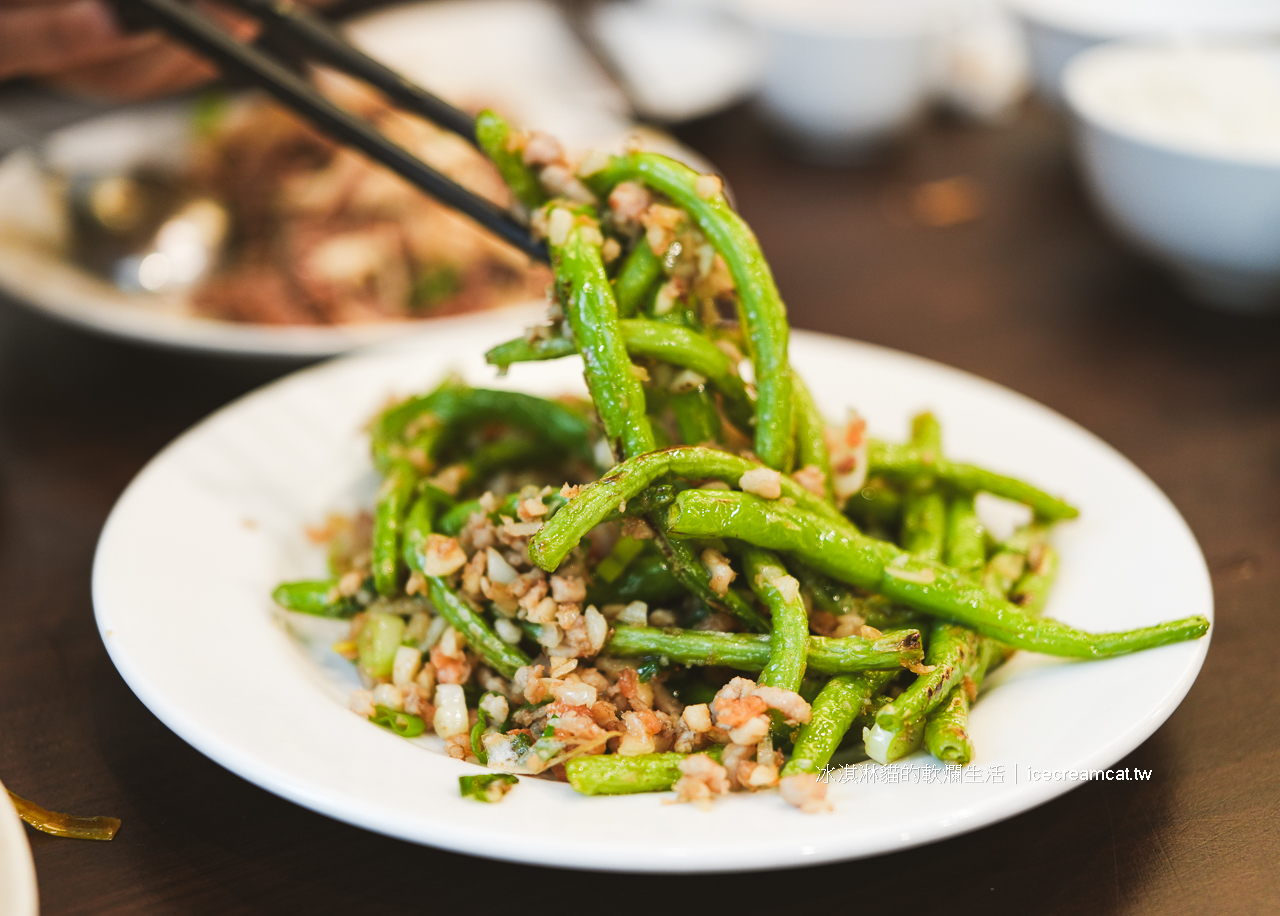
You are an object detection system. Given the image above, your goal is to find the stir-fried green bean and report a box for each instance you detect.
[654,534,769,632]
[529,445,844,571]
[614,237,663,317]
[565,747,723,796]
[604,625,924,674]
[923,638,1005,765]
[549,214,656,460]
[664,489,1209,658]
[486,319,755,432]
[742,547,808,691]
[869,439,1078,522]
[474,109,546,211]
[782,670,897,776]
[585,153,793,470]
[791,372,834,503]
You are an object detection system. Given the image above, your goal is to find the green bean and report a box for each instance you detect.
[372,462,419,596]
[869,440,1078,522]
[655,533,769,632]
[1011,543,1059,616]
[396,495,532,677]
[357,611,405,680]
[271,579,357,618]
[781,670,897,776]
[425,577,530,679]
[669,387,722,446]
[791,371,833,503]
[550,215,655,460]
[372,382,595,471]
[528,445,844,571]
[944,493,987,580]
[485,319,755,432]
[474,109,546,211]
[565,747,723,796]
[923,637,1004,765]
[742,547,808,691]
[663,490,1210,658]
[875,622,980,733]
[585,153,793,470]
[604,625,923,674]
[484,334,578,368]
[401,492,436,573]
[370,383,446,474]
[900,413,945,560]
[614,238,663,317]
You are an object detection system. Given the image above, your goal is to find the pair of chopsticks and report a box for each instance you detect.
[114,0,548,262]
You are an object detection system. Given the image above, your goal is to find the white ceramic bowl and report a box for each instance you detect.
[1063,41,1280,310]
[1011,0,1280,103]
[731,0,934,161]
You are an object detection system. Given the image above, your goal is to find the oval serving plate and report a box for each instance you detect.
[93,311,1211,872]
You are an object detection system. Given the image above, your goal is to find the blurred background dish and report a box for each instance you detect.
[1063,40,1280,311]
[730,0,936,162]
[587,0,763,123]
[1012,0,1280,103]
[0,0,716,358]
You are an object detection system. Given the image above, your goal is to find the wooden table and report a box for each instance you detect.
[1,100,1276,915]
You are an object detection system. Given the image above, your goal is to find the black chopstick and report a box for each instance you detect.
[115,0,548,263]
[223,0,480,147]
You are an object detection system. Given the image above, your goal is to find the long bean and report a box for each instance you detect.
[400,493,531,678]
[475,109,546,211]
[584,153,793,470]
[944,493,987,580]
[550,214,655,460]
[742,547,808,691]
[781,670,896,776]
[654,533,769,632]
[900,413,945,561]
[614,238,663,317]
[604,625,924,674]
[372,382,595,471]
[875,622,980,733]
[791,371,833,503]
[271,578,357,618]
[486,319,755,431]
[869,440,1078,522]
[371,462,419,596]
[923,637,1005,765]
[529,445,844,571]
[565,747,722,796]
[663,490,1209,658]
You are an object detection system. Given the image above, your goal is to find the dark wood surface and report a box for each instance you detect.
[1,101,1277,915]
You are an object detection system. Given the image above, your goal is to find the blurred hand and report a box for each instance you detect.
[0,0,257,101]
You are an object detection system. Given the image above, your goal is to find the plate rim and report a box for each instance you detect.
[0,780,40,916]
[91,324,1214,872]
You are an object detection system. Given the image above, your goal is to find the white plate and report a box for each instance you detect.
[92,314,1212,871]
[0,782,39,916]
